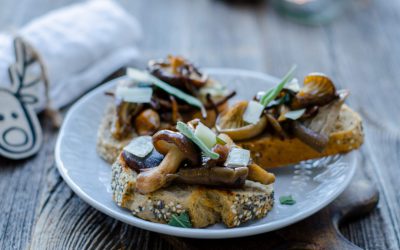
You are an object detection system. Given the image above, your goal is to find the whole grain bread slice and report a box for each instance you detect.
[111,155,274,228]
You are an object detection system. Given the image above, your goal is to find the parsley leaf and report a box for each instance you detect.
[279,195,296,205]
[168,212,192,228]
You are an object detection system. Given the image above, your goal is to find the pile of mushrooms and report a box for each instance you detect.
[216,73,349,152]
[121,122,275,194]
[148,55,208,94]
[110,55,235,139]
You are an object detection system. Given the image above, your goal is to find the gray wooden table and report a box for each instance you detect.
[0,0,399,249]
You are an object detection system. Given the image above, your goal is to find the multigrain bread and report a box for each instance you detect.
[239,104,364,168]
[111,155,274,228]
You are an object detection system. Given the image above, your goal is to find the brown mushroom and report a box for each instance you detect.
[291,73,337,109]
[170,95,182,124]
[264,113,287,139]
[147,56,207,90]
[135,130,200,194]
[293,90,349,152]
[166,166,249,188]
[216,101,268,140]
[203,143,231,168]
[247,163,275,185]
[134,109,161,135]
[303,89,349,136]
[291,121,329,152]
[121,149,164,173]
[111,100,142,140]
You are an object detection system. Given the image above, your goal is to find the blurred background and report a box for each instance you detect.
[0,0,394,119]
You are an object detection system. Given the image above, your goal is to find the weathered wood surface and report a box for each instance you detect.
[163,168,379,250]
[0,0,399,249]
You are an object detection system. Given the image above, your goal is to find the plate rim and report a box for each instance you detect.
[55,68,358,239]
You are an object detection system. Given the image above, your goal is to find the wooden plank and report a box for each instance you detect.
[28,164,171,250]
[323,0,400,248]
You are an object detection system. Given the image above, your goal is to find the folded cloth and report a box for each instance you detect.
[0,0,141,110]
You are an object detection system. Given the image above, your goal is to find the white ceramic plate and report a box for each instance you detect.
[55,68,357,239]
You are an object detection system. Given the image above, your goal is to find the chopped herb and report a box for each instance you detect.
[216,136,227,145]
[168,212,192,228]
[260,65,297,107]
[284,109,306,120]
[176,122,219,159]
[279,195,296,205]
[127,68,207,117]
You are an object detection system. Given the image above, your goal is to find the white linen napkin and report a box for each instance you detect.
[0,0,141,110]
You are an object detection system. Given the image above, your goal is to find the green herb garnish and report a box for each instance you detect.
[127,68,207,117]
[279,195,296,205]
[176,122,219,159]
[260,65,297,107]
[168,212,192,228]
[284,109,306,120]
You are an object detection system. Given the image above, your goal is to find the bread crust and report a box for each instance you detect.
[111,155,274,228]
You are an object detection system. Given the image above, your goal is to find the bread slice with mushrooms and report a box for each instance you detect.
[111,154,274,228]
[238,104,363,168]
[97,102,228,164]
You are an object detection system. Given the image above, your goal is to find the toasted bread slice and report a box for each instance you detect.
[238,105,364,168]
[97,104,135,163]
[111,155,274,228]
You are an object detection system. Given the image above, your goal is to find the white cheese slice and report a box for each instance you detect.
[123,136,154,158]
[194,122,217,149]
[225,147,250,168]
[115,86,153,103]
[243,100,265,124]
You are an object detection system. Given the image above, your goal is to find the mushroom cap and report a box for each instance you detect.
[152,130,200,164]
[147,57,206,89]
[121,149,164,173]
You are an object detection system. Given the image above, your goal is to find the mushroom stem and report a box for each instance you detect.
[136,147,185,194]
[247,163,275,185]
